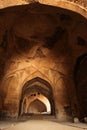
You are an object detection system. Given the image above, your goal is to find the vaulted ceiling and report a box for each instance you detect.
[0,1,87,122]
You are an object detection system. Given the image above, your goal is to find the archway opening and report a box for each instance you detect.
[28,99,47,114]
[74,54,87,119]
[22,92,51,115]
[19,77,55,117]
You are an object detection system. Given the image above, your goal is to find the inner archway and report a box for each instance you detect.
[19,77,55,117]
[27,99,47,114]
[22,92,51,114]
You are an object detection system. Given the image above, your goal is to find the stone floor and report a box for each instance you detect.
[0,115,87,130]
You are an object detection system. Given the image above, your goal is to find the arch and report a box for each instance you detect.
[19,77,55,116]
[74,54,87,119]
[74,53,87,85]
[38,0,87,18]
[1,1,87,18]
[22,77,53,95]
[27,99,47,114]
[21,93,51,114]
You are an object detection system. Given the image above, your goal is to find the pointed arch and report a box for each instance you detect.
[19,77,55,116]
